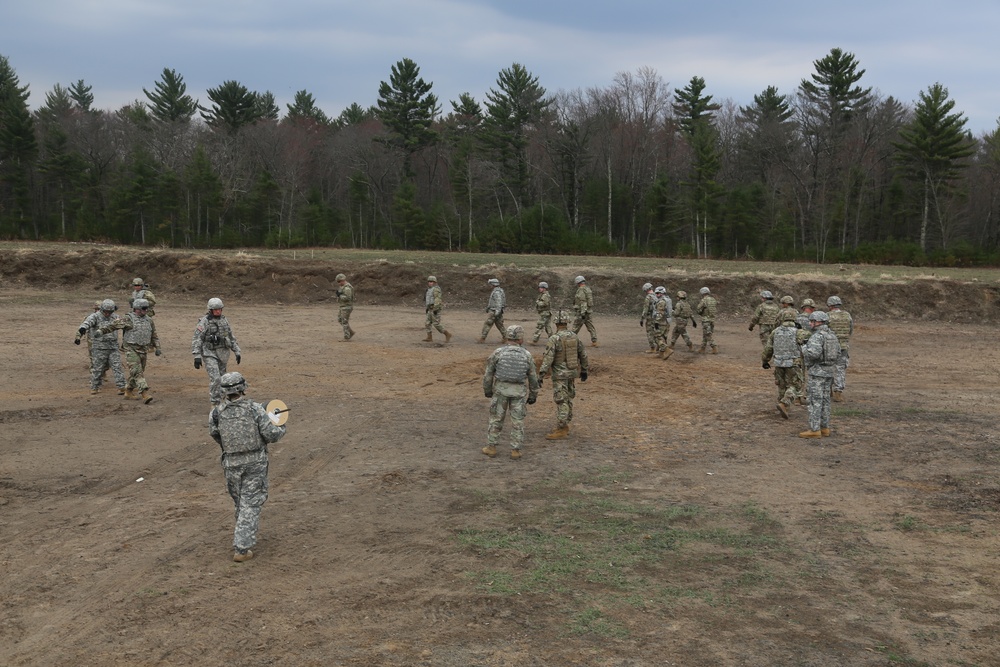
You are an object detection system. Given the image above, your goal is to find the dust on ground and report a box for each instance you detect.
[1,248,998,666]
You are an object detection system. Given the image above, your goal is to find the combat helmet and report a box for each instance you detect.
[131,277,144,287]
[677,290,687,299]
[132,298,150,310]
[801,299,816,308]
[700,287,710,295]
[488,278,500,286]
[760,290,774,299]
[427,275,437,283]
[780,295,794,305]
[554,309,571,325]
[538,281,548,289]
[505,324,524,341]
[574,275,586,284]
[207,297,224,310]
[220,371,247,395]
[101,299,116,312]
[335,273,347,282]
[642,282,653,291]
[827,296,843,307]
[780,310,797,323]
[809,311,830,323]
[654,286,666,295]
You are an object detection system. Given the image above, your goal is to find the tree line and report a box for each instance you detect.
[2,48,999,265]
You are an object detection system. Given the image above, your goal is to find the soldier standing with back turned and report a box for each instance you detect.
[335,273,355,341]
[826,296,854,402]
[531,281,553,345]
[538,310,589,440]
[482,325,539,460]
[696,286,718,354]
[640,282,657,353]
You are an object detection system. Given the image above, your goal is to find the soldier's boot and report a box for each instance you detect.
[660,348,674,361]
[645,347,657,354]
[481,445,497,458]
[510,449,522,460]
[140,389,153,404]
[820,427,831,437]
[117,387,126,395]
[477,337,486,344]
[123,388,138,400]
[699,345,706,354]
[798,430,822,439]
[668,342,675,349]
[233,549,254,563]
[348,328,355,340]
[832,390,843,402]
[90,388,100,395]
[423,332,433,342]
[710,346,718,354]
[687,342,694,352]
[545,425,569,440]
[777,402,789,419]
[444,330,453,344]
[591,341,599,347]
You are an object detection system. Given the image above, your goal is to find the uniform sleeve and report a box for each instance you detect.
[577,338,589,371]
[253,402,287,444]
[538,339,556,376]
[482,352,498,393]
[192,317,206,355]
[208,408,223,445]
[150,319,161,350]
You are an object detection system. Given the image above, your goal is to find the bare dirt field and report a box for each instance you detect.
[1,247,999,666]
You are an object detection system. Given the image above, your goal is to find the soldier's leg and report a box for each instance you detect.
[778,368,796,406]
[108,348,126,389]
[565,379,576,424]
[487,395,509,446]
[681,327,692,346]
[806,376,825,432]
[572,313,584,334]
[205,355,225,404]
[834,350,849,392]
[424,310,434,334]
[532,316,546,343]
[553,380,571,427]
[493,313,506,338]
[544,315,554,337]
[480,313,495,339]
[585,315,597,343]
[645,321,657,349]
[509,395,527,451]
[433,310,446,334]
[338,307,351,339]
[89,349,105,390]
[124,348,141,390]
[227,460,269,553]
[133,350,149,392]
[820,378,834,429]
[759,329,769,347]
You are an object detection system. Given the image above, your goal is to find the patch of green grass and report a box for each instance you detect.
[568,607,629,638]
[893,514,926,532]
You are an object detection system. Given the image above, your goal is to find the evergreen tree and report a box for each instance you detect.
[285,89,330,126]
[672,76,720,135]
[893,82,975,250]
[375,57,440,177]
[255,91,280,121]
[144,68,198,122]
[799,48,872,131]
[201,80,260,131]
[674,76,722,256]
[69,79,94,112]
[335,102,375,128]
[0,55,38,233]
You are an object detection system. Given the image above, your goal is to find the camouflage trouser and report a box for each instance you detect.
[773,366,801,406]
[670,323,691,347]
[425,308,445,334]
[806,375,834,431]
[834,349,850,392]
[573,312,598,343]
[224,458,269,552]
[487,385,528,451]
[700,321,717,350]
[338,305,354,339]
[204,351,230,404]
[91,346,125,390]
[653,323,670,352]
[481,311,506,341]
[551,377,576,427]
[644,320,657,349]
[532,312,553,342]
[123,345,150,392]
[758,327,774,347]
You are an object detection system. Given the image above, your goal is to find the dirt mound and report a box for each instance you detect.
[2,244,998,320]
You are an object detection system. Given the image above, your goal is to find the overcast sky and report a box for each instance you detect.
[3,0,999,134]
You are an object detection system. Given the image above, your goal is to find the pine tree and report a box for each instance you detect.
[201,80,260,131]
[0,55,38,232]
[375,57,440,178]
[285,90,330,126]
[144,68,198,122]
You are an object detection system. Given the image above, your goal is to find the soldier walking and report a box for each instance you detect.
[651,287,673,359]
[192,298,243,405]
[482,325,539,459]
[538,310,588,440]
[639,282,657,353]
[669,290,694,352]
[75,299,126,395]
[335,273,355,341]
[826,296,854,402]
[209,372,287,562]
[423,276,452,343]
[749,290,780,346]
[128,277,157,316]
[696,286,718,354]
[479,278,506,343]
[572,275,598,346]
[762,311,802,419]
[531,281,553,344]
[100,298,161,404]
[799,311,841,439]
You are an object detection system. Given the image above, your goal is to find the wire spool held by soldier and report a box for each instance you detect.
[266,399,290,426]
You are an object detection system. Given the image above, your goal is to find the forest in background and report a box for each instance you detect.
[2,47,1000,266]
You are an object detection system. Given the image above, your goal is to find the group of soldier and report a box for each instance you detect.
[751,291,854,439]
[640,283,719,358]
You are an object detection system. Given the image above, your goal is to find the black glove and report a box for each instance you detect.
[691,319,698,329]
[236,354,241,365]
[155,349,162,357]
[762,361,771,369]
[639,319,644,328]
[74,337,81,345]
[78,327,87,335]
[484,390,493,399]
[580,370,588,382]
[194,358,202,369]
[748,324,755,331]
[527,396,536,405]
[538,377,544,388]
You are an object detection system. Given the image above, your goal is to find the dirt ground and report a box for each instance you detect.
[1,249,999,666]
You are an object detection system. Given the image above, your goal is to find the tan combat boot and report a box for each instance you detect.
[510,449,522,460]
[477,337,486,344]
[832,391,843,402]
[799,430,822,439]
[545,425,569,440]
[777,403,788,419]
[90,388,100,395]
[591,341,599,347]
[661,348,674,361]
[820,427,831,437]
[481,445,497,457]
[423,332,433,342]
[140,389,153,404]
[233,549,254,562]
[699,345,706,354]
[117,387,126,395]
[444,331,452,343]
[711,346,718,354]
[687,342,693,352]
[123,388,137,400]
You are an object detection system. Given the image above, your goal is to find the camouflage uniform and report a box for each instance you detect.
[670,296,693,350]
[531,288,553,343]
[100,306,160,398]
[572,281,598,345]
[128,280,157,317]
[480,284,506,341]
[749,298,780,346]
[651,292,672,356]
[482,339,539,455]
[538,327,588,432]
[424,281,447,336]
[84,301,100,366]
[209,387,286,558]
[336,278,355,340]
[640,287,658,351]
[762,319,802,411]
[77,307,126,392]
[192,311,243,404]
[696,291,718,353]
[802,319,841,435]
[827,302,854,399]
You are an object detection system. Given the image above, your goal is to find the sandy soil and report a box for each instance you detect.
[1,255,999,666]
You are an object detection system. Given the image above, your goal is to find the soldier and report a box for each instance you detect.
[826,296,854,402]
[696,286,718,354]
[796,299,817,330]
[538,310,589,440]
[335,273,355,341]
[127,277,157,316]
[639,282,657,353]
[81,300,101,368]
[75,299,126,395]
[572,275,598,347]
[478,278,506,343]
[749,290,780,346]
[762,310,802,419]
[778,295,797,323]
[531,281,553,345]
[669,290,694,352]
[799,311,841,439]
[100,297,161,404]
[208,372,287,563]
[651,287,673,359]
[482,325,539,459]
[794,299,818,405]
[192,298,243,405]
[423,276,452,343]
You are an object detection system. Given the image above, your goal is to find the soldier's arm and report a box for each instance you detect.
[578,339,589,371]
[482,355,497,395]
[208,408,223,446]
[150,320,161,351]
[252,403,287,444]
[192,318,206,355]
